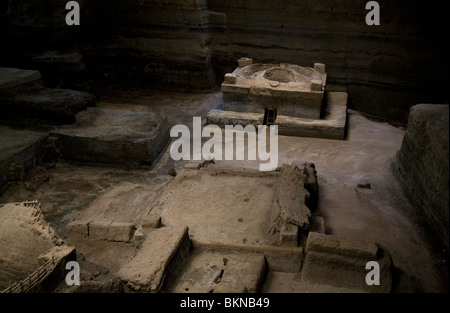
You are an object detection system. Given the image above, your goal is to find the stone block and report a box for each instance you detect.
[118,225,192,292]
[66,220,89,240]
[224,73,236,84]
[89,221,135,242]
[339,236,379,258]
[314,63,326,74]
[311,79,323,92]
[142,213,162,230]
[278,223,299,246]
[305,232,339,254]
[238,57,253,67]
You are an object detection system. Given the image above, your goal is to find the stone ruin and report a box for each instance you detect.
[0,63,394,294]
[222,58,327,120]
[207,58,348,140]
[63,161,392,293]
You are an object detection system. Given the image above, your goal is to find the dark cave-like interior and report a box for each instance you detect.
[0,0,448,300]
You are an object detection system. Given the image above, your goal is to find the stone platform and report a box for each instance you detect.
[222,61,327,119]
[0,67,96,125]
[207,92,348,140]
[0,126,49,189]
[51,107,169,166]
[62,160,393,293]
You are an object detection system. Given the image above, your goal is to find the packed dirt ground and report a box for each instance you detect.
[0,87,448,292]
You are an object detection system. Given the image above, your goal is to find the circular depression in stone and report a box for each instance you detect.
[242,64,273,78]
[289,64,314,77]
[263,67,296,83]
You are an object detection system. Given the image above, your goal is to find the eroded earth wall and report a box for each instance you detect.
[1,0,448,123]
[396,104,449,250]
[207,0,449,124]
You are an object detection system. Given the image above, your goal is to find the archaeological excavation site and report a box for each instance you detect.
[0,0,448,299]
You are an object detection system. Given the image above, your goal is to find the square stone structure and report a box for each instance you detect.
[222,59,327,119]
[51,108,169,166]
[146,162,318,272]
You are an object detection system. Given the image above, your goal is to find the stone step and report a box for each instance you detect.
[301,232,392,293]
[206,92,348,140]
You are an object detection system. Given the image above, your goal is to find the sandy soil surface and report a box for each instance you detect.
[0,88,447,292]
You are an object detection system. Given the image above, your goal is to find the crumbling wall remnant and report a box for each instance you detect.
[396,104,449,250]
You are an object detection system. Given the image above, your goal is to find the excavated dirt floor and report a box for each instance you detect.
[0,87,448,292]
